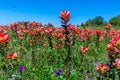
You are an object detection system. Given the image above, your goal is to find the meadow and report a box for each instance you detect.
[0,10,120,80]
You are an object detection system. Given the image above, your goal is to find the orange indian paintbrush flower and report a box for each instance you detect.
[113,58,120,69]
[97,64,108,75]
[60,10,70,23]
[0,32,10,43]
[80,46,89,53]
[6,52,20,59]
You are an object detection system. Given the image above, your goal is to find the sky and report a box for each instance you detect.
[0,0,120,27]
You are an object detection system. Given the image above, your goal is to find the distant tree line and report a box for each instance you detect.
[79,15,120,27]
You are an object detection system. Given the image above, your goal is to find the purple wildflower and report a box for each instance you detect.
[19,66,24,73]
[54,68,61,76]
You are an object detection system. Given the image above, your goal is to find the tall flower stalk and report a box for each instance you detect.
[60,10,71,62]
[60,10,71,78]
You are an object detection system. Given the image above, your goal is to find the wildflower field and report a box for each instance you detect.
[1,10,120,80]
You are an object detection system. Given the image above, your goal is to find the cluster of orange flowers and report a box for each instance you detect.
[0,29,10,43]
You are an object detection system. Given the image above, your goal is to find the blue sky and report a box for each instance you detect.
[0,0,120,27]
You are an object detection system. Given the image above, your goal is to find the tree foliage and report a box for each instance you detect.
[79,15,120,27]
[85,16,104,26]
[109,15,120,26]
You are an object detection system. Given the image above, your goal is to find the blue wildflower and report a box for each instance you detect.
[19,66,24,73]
[54,68,61,76]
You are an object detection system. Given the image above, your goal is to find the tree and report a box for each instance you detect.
[93,16,104,25]
[85,16,104,26]
[109,15,120,26]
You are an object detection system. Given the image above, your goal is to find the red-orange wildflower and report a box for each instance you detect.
[113,57,120,69]
[97,64,108,75]
[54,43,62,48]
[0,32,10,43]
[80,46,89,53]
[7,52,20,59]
[60,10,70,23]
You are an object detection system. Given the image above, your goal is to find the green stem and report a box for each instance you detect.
[118,71,120,79]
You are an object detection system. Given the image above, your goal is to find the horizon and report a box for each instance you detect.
[0,0,120,27]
